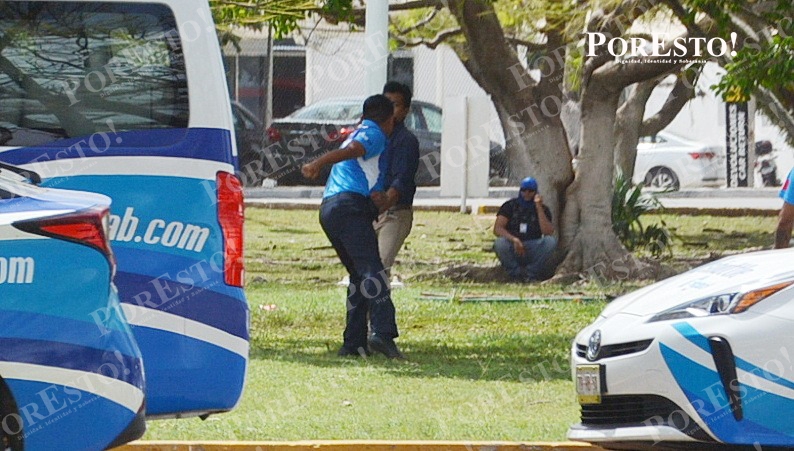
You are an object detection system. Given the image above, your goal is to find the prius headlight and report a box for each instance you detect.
[649,281,794,322]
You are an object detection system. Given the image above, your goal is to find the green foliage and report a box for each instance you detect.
[678,0,794,101]
[388,7,464,51]
[209,0,354,42]
[717,34,794,101]
[612,173,672,257]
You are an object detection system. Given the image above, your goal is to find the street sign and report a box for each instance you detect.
[725,102,753,187]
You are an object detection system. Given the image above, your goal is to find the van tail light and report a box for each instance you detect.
[689,151,716,160]
[13,207,116,274]
[267,126,282,142]
[217,172,245,287]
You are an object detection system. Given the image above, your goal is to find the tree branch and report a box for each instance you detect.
[391,28,462,49]
[640,65,701,136]
[591,0,662,37]
[322,0,445,27]
[505,37,546,53]
[592,17,714,90]
[393,8,439,35]
[387,0,445,12]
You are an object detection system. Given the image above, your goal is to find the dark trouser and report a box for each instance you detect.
[320,193,398,350]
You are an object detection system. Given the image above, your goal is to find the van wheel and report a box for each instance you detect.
[645,167,679,191]
[0,379,23,451]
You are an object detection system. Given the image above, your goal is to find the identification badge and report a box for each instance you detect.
[519,223,528,234]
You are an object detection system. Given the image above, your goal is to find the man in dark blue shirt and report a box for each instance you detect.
[375,82,420,282]
[493,176,556,282]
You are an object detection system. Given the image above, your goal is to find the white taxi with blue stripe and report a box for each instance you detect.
[0,164,145,450]
[569,249,794,449]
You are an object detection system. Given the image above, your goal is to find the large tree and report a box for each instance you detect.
[557,3,718,278]
[390,0,722,278]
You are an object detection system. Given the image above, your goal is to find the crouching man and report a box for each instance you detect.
[493,176,557,282]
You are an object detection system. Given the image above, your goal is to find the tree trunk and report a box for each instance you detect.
[446,0,573,227]
[556,83,646,280]
[614,80,657,179]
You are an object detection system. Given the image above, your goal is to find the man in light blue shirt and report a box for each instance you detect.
[301,94,404,359]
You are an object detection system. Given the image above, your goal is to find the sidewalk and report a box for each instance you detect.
[245,186,784,216]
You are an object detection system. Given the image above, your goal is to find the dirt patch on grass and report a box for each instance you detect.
[410,263,513,283]
[408,256,713,284]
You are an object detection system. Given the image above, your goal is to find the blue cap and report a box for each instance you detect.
[520,176,538,192]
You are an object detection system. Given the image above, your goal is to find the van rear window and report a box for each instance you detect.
[0,2,189,147]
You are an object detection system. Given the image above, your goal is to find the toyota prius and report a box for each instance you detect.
[569,249,794,450]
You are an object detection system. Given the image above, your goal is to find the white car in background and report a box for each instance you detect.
[569,248,794,450]
[634,132,726,190]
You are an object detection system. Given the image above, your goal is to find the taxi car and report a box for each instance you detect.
[0,163,144,450]
[569,248,794,449]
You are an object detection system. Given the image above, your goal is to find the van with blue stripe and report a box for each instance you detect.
[0,0,248,420]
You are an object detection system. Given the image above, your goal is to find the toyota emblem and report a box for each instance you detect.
[587,330,601,361]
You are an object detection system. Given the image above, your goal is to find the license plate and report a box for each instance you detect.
[576,364,603,404]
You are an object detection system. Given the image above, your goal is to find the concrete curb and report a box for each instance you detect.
[244,200,778,217]
[116,441,605,450]
[244,201,472,213]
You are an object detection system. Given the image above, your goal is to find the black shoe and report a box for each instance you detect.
[368,334,405,359]
[337,346,369,357]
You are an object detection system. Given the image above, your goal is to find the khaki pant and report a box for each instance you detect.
[374,208,413,276]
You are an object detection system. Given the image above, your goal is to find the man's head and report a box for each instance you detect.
[519,176,538,201]
[383,81,412,125]
[362,94,395,135]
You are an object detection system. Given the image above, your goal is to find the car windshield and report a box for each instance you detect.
[290,100,362,121]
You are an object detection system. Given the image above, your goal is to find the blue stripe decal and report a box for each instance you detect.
[660,343,794,445]
[0,337,142,387]
[133,326,246,415]
[734,357,794,391]
[7,379,138,451]
[0,309,138,357]
[114,246,242,299]
[116,271,249,341]
[0,196,89,214]
[672,322,711,352]
[0,128,233,165]
[673,322,794,391]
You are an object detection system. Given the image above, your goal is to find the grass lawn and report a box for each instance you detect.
[143,208,778,441]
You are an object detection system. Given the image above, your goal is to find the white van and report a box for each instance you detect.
[0,0,249,432]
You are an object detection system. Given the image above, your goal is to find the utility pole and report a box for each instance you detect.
[365,0,389,95]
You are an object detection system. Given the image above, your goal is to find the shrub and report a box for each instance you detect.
[612,172,672,257]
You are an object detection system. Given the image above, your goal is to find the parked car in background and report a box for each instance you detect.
[0,163,145,450]
[634,131,726,190]
[260,97,508,186]
[569,248,794,449]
